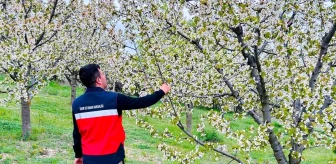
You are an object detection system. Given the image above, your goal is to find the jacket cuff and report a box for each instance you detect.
[73,145,83,158]
[75,153,83,158]
[158,89,165,96]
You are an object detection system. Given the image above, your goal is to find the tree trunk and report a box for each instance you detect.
[21,97,31,139]
[288,138,304,164]
[262,99,288,164]
[70,74,77,105]
[269,130,288,164]
[186,102,193,133]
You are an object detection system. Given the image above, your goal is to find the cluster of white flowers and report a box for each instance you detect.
[115,0,336,162]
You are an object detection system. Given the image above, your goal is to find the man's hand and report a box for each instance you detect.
[160,83,171,94]
[74,158,83,164]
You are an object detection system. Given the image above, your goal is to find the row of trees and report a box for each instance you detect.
[1,1,336,163]
[0,0,122,137]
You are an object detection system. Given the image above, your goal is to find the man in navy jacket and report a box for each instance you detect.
[72,64,171,164]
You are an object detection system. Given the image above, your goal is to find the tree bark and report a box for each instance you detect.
[70,73,77,105]
[21,97,31,139]
[288,138,304,164]
[309,23,336,91]
[231,25,288,163]
[186,102,193,133]
[269,131,288,164]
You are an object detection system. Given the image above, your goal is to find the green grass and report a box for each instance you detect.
[0,81,335,163]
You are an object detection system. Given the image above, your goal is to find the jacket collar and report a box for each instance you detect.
[85,87,105,93]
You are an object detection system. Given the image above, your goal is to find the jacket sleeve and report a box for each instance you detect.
[72,113,83,158]
[117,89,165,110]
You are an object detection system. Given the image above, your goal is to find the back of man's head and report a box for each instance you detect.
[79,64,100,88]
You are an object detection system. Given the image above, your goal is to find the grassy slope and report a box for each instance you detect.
[0,81,334,163]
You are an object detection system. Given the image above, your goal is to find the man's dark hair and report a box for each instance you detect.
[79,64,101,87]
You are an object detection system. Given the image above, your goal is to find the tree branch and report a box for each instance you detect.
[261,49,277,55]
[257,41,268,56]
[260,15,271,24]
[317,1,324,29]
[247,110,262,124]
[318,95,333,115]
[287,11,296,28]
[124,44,136,50]
[48,0,58,24]
[21,0,32,19]
[166,20,204,51]
[64,73,71,84]
[215,68,244,105]
[1,66,17,81]
[32,31,57,51]
[34,31,46,47]
[215,40,237,52]
[309,23,336,91]
[34,0,58,47]
[26,81,38,90]
[328,122,335,132]
[178,124,243,163]
[33,1,71,52]
[176,93,232,98]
